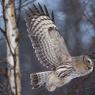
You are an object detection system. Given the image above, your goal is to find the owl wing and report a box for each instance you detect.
[25,3,72,70]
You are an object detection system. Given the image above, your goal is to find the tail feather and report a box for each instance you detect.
[30,71,52,89]
[31,73,40,88]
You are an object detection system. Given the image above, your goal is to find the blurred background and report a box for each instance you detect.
[0,0,95,95]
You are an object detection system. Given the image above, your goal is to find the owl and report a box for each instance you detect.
[24,3,93,91]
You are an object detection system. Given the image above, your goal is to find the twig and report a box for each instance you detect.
[0,27,14,56]
[0,27,5,33]
[81,0,95,26]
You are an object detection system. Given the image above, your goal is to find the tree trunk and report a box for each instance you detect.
[2,0,21,95]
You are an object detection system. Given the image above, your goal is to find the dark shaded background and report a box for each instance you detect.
[0,0,95,95]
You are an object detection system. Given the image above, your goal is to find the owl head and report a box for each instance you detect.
[72,55,93,77]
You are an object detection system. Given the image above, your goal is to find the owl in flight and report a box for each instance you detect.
[25,3,93,91]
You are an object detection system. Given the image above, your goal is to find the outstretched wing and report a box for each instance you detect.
[25,3,72,70]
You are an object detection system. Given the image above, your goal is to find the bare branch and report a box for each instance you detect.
[0,27,14,56]
[0,27,5,33]
[81,0,95,26]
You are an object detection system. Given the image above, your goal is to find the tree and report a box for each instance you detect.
[2,0,21,95]
[0,0,95,95]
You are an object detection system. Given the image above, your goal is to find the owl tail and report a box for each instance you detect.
[30,71,52,89]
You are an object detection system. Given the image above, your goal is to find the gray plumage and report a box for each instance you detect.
[25,3,93,91]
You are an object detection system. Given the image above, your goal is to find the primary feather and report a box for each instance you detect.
[25,3,72,70]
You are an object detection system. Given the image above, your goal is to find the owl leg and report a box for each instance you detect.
[30,71,52,89]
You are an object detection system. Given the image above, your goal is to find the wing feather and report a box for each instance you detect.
[25,3,72,70]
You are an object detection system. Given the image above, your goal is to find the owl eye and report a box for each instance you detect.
[86,59,91,63]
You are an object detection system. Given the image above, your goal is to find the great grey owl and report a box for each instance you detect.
[24,3,93,91]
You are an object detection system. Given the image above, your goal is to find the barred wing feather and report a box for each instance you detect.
[25,3,72,70]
